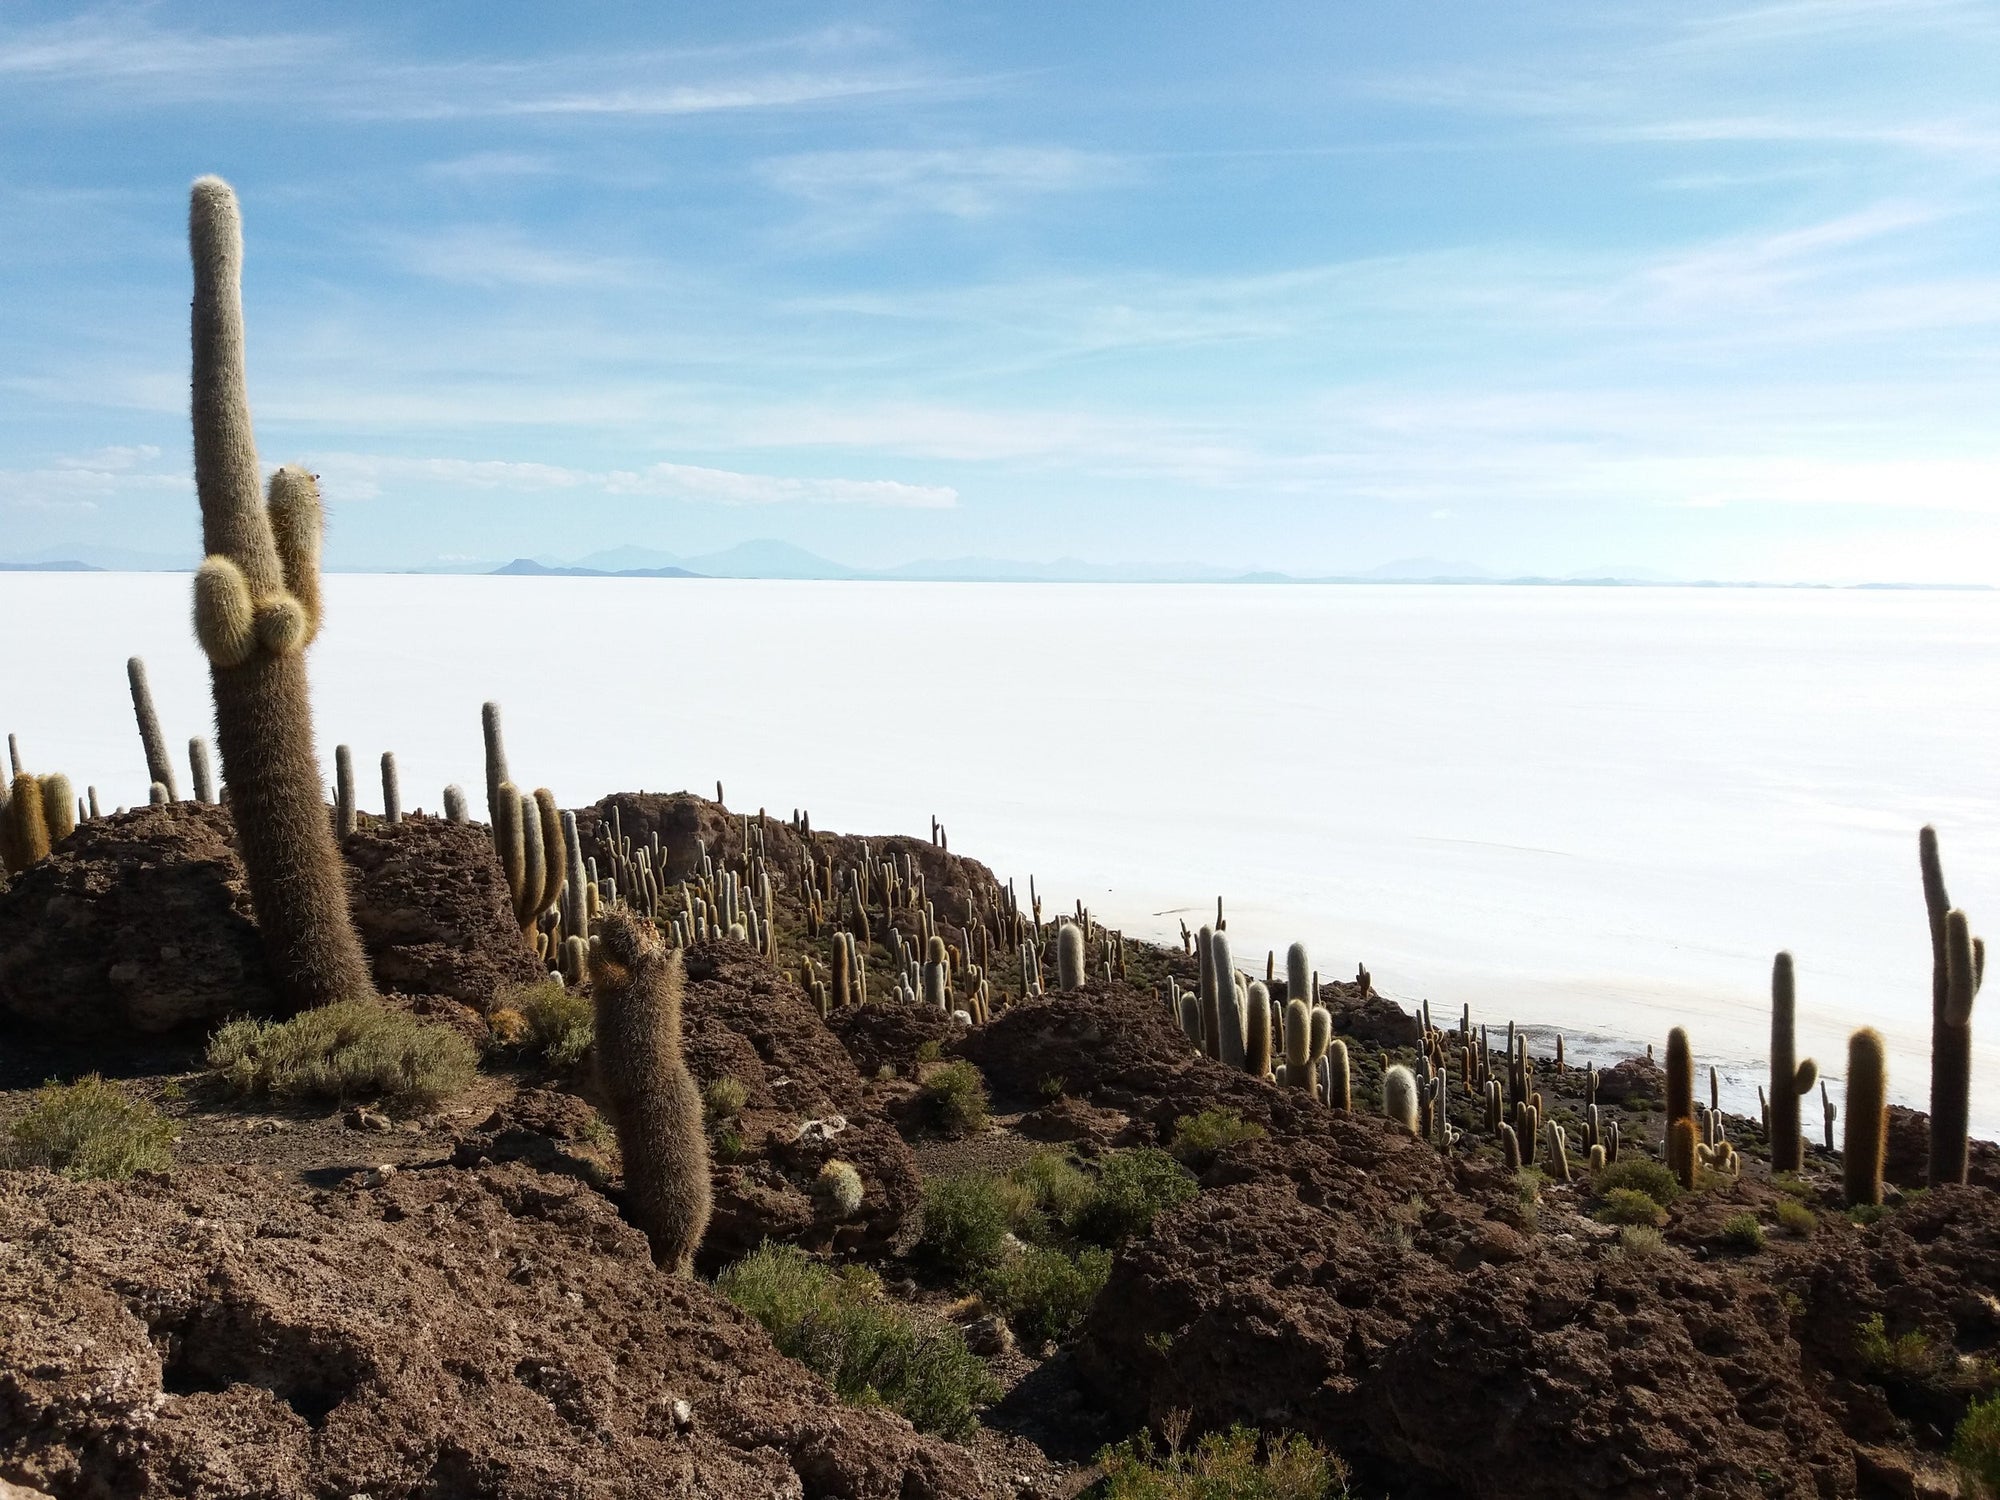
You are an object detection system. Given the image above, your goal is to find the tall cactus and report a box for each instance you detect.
[189,737,216,803]
[2,772,48,873]
[482,701,509,826]
[1286,942,1310,1008]
[126,656,178,802]
[1245,980,1272,1077]
[1211,931,1245,1069]
[1843,1027,1888,1207]
[186,177,374,1013]
[1768,952,1817,1172]
[1196,924,1220,1060]
[1326,1038,1351,1110]
[41,774,75,844]
[1666,1026,1696,1188]
[334,744,356,837]
[1283,998,1311,1088]
[380,752,401,825]
[1933,908,1986,1185]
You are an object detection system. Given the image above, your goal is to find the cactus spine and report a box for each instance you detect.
[1768,951,1816,1172]
[588,911,710,1275]
[1056,921,1085,989]
[186,177,374,1013]
[126,656,178,802]
[1843,1027,1888,1207]
[1666,1026,1696,1188]
[1383,1063,1419,1132]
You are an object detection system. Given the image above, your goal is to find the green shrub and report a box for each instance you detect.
[495,978,593,1067]
[1718,1213,1765,1252]
[1857,1313,1940,1379]
[1848,1202,1888,1226]
[1775,1199,1818,1237]
[1596,1188,1668,1227]
[1772,1172,1813,1199]
[1072,1148,1199,1246]
[984,1245,1111,1346]
[1593,1157,1682,1209]
[703,1075,748,1123]
[1095,1424,1351,1499]
[6,1076,174,1180]
[1038,1074,1066,1100]
[1170,1107,1266,1164]
[1952,1392,2000,1492]
[207,1000,477,1110]
[919,1171,1034,1276]
[1618,1225,1667,1259]
[920,1060,989,1138]
[1011,1149,1095,1229]
[717,1243,997,1439]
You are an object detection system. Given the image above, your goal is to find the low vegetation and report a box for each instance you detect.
[1775,1198,1818,1237]
[919,1170,1036,1275]
[1011,1148,1096,1227]
[984,1244,1112,1346]
[919,1060,990,1138]
[1596,1188,1667,1228]
[717,1242,996,1439]
[6,1075,174,1180]
[1719,1213,1766,1252]
[702,1075,748,1123]
[1618,1225,1668,1259]
[207,999,478,1111]
[1093,1422,1351,1499]
[1170,1107,1266,1165]
[1070,1148,1199,1246]
[1952,1392,2000,1493]
[1593,1157,1682,1209]
[494,978,593,1068]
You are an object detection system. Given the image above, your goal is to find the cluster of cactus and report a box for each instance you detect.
[185,177,376,1013]
[1922,827,1986,1187]
[0,752,77,874]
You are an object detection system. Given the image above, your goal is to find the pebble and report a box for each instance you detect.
[345,1107,392,1133]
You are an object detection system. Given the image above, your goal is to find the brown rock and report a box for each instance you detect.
[0,1162,987,1499]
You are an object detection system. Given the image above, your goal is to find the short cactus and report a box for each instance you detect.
[816,1159,865,1219]
[1286,942,1310,1010]
[1211,931,1245,1069]
[1056,921,1085,990]
[1842,1027,1888,1207]
[380,752,401,825]
[442,784,468,823]
[1383,1064,1419,1133]
[1932,906,1985,1185]
[1245,980,1272,1077]
[1325,1038,1351,1111]
[3,772,50,873]
[40,774,75,844]
[189,738,216,803]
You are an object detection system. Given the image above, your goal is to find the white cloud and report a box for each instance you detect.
[759,147,1120,229]
[304,453,956,509]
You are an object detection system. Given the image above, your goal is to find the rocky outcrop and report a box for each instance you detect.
[0,1161,988,1500]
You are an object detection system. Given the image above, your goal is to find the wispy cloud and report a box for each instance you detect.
[758,147,1120,235]
[0,9,947,121]
[0,444,184,510]
[306,453,956,509]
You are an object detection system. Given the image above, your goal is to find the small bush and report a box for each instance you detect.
[1593,1157,1681,1209]
[1952,1392,2000,1492]
[207,1000,477,1111]
[495,979,593,1067]
[1096,1424,1351,1499]
[1718,1213,1765,1252]
[1772,1172,1813,1199]
[1857,1313,1940,1379]
[1596,1188,1668,1228]
[1775,1199,1818,1237]
[1011,1150,1095,1229]
[1618,1225,1667,1259]
[1170,1107,1266,1164]
[920,1060,989,1138]
[703,1076,748,1123]
[7,1076,174,1180]
[1038,1074,1066,1100]
[1072,1148,1199,1247]
[717,1243,997,1439]
[915,1040,942,1064]
[714,1127,744,1161]
[920,1171,1034,1276]
[1848,1202,1888,1226]
[984,1245,1111,1346]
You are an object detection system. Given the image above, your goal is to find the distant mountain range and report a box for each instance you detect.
[1,539,1990,589]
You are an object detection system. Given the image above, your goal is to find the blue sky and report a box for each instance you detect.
[3,2,1999,580]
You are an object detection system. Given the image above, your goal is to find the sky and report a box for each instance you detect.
[2,2,1999,581]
